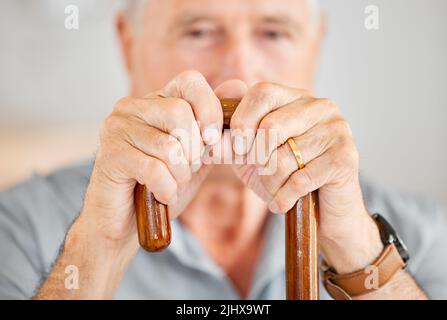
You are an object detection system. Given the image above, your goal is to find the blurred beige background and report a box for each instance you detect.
[1,0,446,205]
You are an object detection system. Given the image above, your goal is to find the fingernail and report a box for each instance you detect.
[233,135,247,155]
[203,124,220,145]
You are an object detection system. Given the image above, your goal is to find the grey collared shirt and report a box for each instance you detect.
[0,160,446,299]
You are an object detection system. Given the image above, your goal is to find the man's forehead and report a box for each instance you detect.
[143,0,315,22]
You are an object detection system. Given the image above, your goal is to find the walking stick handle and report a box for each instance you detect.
[134,99,240,252]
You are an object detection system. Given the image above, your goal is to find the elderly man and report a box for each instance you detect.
[0,0,446,300]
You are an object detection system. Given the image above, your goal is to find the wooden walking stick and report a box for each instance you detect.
[285,188,319,299]
[134,98,320,299]
[285,137,320,300]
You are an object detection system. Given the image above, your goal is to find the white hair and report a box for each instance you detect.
[124,0,320,27]
[123,0,148,25]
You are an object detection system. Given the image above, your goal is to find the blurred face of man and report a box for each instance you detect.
[118,0,324,96]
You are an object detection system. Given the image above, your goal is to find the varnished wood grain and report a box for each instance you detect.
[285,191,319,300]
[221,98,240,129]
[134,183,171,252]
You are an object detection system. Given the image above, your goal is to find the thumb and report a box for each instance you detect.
[213,79,248,100]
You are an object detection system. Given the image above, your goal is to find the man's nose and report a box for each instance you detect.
[216,37,262,86]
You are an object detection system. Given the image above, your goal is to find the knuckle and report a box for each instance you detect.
[100,115,124,138]
[339,135,356,153]
[249,82,278,102]
[114,96,135,112]
[314,98,339,114]
[163,193,175,204]
[332,141,359,168]
[178,69,205,83]
[276,199,290,213]
[259,116,278,132]
[332,118,353,137]
[157,187,177,204]
[174,70,206,94]
[167,98,192,119]
[344,146,359,167]
[253,81,277,94]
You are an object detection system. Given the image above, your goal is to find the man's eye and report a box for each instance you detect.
[185,29,213,38]
[261,30,288,40]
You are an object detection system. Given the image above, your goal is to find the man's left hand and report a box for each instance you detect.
[229,82,383,274]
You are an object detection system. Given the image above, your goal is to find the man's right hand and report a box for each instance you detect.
[83,70,223,245]
[35,70,224,299]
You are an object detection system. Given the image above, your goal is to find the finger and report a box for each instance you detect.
[191,79,249,166]
[117,117,192,184]
[267,153,334,214]
[248,98,340,167]
[260,122,339,197]
[230,82,308,155]
[120,145,178,205]
[115,97,204,171]
[160,70,223,146]
[214,79,249,100]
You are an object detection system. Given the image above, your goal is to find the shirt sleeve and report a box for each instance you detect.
[0,163,92,299]
[0,173,77,299]
[0,199,45,299]
[409,204,447,299]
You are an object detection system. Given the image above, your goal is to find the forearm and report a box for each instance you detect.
[34,213,138,300]
[355,270,427,300]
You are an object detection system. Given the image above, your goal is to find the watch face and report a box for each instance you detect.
[373,213,410,265]
[394,233,410,264]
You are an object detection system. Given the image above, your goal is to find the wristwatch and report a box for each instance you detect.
[322,213,410,300]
